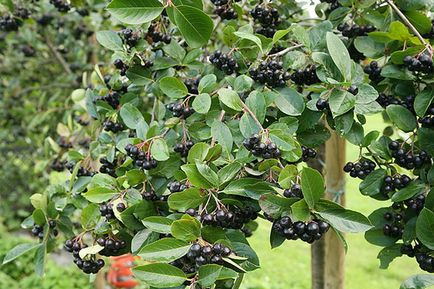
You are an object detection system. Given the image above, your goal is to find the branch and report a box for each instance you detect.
[269,44,304,57]
[45,36,73,75]
[385,0,432,50]
[242,103,263,130]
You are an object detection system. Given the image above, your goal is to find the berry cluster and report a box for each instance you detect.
[250,6,280,37]
[142,189,161,201]
[343,159,376,179]
[100,203,116,220]
[113,59,128,76]
[125,144,158,170]
[0,14,19,32]
[97,91,121,109]
[316,98,330,111]
[171,242,231,273]
[209,51,239,75]
[66,162,95,177]
[337,23,375,38]
[376,94,414,111]
[418,105,434,128]
[301,145,317,162]
[174,140,194,157]
[273,217,330,243]
[381,174,411,196]
[14,7,31,19]
[37,14,54,26]
[382,211,404,238]
[213,1,237,20]
[283,184,302,198]
[64,239,105,274]
[404,194,426,213]
[49,0,71,12]
[322,0,341,11]
[167,103,194,118]
[403,54,433,74]
[389,141,431,170]
[249,60,290,88]
[146,22,171,44]
[50,159,66,172]
[290,65,320,86]
[196,206,258,230]
[243,134,281,159]
[99,157,117,177]
[103,120,124,133]
[415,251,434,273]
[184,78,200,94]
[96,236,127,256]
[168,181,188,193]
[31,225,44,240]
[364,61,383,83]
[120,28,140,47]
[58,137,72,149]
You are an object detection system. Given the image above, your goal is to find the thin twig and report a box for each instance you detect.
[45,36,73,75]
[242,103,263,130]
[268,44,304,57]
[385,0,432,51]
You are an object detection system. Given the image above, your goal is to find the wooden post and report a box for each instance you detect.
[311,131,346,289]
[94,269,106,289]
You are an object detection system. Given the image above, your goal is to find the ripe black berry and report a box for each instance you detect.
[209,51,239,75]
[250,60,290,88]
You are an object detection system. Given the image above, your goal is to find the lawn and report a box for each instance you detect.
[241,115,425,289]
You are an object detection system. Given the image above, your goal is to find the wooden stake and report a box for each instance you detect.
[311,131,346,289]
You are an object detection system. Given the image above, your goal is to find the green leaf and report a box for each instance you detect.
[329,90,356,117]
[138,238,190,262]
[224,178,274,200]
[83,187,118,203]
[278,165,298,189]
[195,161,220,187]
[414,88,434,117]
[107,0,164,24]
[218,163,242,186]
[316,200,373,233]
[151,138,170,161]
[168,188,205,211]
[377,244,402,269]
[300,167,324,209]
[386,105,417,132]
[81,203,100,229]
[211,121,233,153]
[171,218,201,241]
[181,164,214,189]
[198,264,223,287]
[198,75,217,93]
[142,216,174,234]
[120,103,145,129]
[173,5,213,48]
[419,128,434,156]
[79,244,104,259]
[2,243,39,265]
[95,30,123,51]
[159,76,188,99]
[218,88,243,111]
[234,31,263,52]
[400,274,434,289]
[134,263,187,288]
[416,208,434,250]
[259,193,296,219]
[192,93,212,114]
[291,199,310,221]
[34,244,46,277]
[391,181,426,202]
[274,88,305,116]
[326,32,351,81]
[187,143,210,163]
[359,169,387,196]
[131,229,159,254]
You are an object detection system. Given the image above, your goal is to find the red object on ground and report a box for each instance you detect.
[107,254,139,288]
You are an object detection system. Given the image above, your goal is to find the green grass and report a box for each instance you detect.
[241,115,425,289]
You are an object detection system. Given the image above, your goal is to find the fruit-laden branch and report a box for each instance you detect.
[385,0,432,50]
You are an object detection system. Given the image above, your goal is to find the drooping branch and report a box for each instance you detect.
[268,44,304,57]
[385,0,432,50]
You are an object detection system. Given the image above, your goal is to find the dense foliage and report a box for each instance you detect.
[1,0,434,288]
